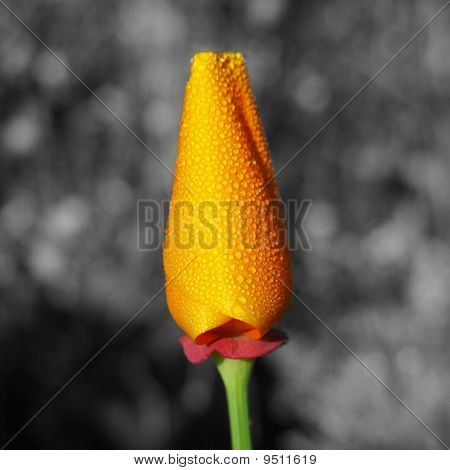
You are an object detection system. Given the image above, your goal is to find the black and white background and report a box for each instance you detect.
[0,0,449,450]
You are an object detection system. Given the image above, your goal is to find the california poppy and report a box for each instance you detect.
[163,51,292,345]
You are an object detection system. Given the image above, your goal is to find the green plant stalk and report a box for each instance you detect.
[214,354,254,450]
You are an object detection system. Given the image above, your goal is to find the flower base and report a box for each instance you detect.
[179,329,288,364]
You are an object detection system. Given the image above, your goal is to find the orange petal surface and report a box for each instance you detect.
[163,51,292,344]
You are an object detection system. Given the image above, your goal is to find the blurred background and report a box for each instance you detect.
[0,0,449,450]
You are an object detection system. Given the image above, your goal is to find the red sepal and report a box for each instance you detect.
[179,329,288,364]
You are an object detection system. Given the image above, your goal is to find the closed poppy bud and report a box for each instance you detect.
[164,51,292,345]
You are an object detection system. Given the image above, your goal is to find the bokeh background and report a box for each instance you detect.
[0,0,449,450]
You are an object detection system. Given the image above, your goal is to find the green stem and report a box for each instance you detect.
[214,354,254,450]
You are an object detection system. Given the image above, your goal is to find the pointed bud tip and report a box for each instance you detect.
[190,51,245,73]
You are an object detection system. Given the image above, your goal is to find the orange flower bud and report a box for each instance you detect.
[163,52,292,344]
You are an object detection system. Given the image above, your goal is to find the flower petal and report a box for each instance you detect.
[163,52,292,342]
